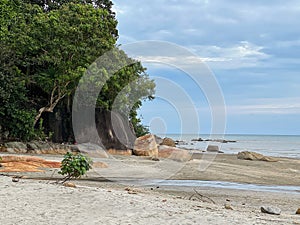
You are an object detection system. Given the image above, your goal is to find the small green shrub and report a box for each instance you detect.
[58,152,92,183]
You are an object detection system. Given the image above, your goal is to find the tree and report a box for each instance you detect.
[0,0,155,141]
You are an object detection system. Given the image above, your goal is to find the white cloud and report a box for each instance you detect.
[227,98,300,115]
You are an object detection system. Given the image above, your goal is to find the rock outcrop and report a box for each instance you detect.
[237,151,278,162]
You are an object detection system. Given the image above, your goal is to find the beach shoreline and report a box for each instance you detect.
[1,152,300,224]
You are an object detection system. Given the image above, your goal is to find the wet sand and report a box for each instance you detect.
[1,152,300,224]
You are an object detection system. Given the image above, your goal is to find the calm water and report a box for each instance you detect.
[160,134,300,158]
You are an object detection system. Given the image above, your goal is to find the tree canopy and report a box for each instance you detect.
[0,0,155,141]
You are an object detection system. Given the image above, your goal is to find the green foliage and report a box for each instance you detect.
[58,152,92,182]
[0,0,155,142]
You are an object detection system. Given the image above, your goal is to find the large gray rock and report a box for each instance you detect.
[206,145,219,152]
[261,206,281,215]
[237,151,278,162]
[133,134,158,157]
[72,143,108,158]
[4,142,27,153]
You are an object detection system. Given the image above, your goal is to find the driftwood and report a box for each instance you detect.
[187,189,215,204]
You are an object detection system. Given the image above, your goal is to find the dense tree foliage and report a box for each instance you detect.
[0,0,155,141]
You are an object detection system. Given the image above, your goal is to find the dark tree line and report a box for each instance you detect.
[0,0,155,145]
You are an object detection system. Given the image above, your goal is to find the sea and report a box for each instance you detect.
[160,134,300,159]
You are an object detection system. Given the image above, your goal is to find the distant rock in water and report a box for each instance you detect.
[191,138,204,142]
[191,138,236,143]
[261,206,281,215]
[237,151,278,162]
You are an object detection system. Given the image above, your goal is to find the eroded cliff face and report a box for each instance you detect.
[43,105,136,150]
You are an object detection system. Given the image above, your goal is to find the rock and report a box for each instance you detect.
[27,141,69,155]
[63,182,76,188]
[237,151,278,162]
[296,208,300,214]
[224,203,233,210]
[261,206,281,215]
[4,142,28,153]
[154,135,163,145]
[107,149,132,156]
[133,134,158,157]
[158,145,191,162]
[92,162,108,168]
[161,137,176,147]
[206,145,219,152]
[73,143,108,158]
[174,140,188,145]
[191,138,203,142]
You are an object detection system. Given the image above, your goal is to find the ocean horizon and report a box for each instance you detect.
[158,134,300,158]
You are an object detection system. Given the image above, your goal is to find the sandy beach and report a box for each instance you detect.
[1,152,300,225]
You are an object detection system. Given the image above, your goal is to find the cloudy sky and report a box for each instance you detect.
[112,0,300,135]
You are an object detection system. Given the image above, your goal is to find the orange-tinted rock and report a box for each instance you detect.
[161,138,176,147]
[133,134,158,157]
[158,145,191,162]
[296,208,300,214]
[107,149,132,156]
[0,156,60,172]
[92,162,108,168]
[237,151,278,162]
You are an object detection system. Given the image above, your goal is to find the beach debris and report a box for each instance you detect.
[237,151,278,162]
[125,187,139,194]
[158,146,191,162]
[161,138,176,147]
[188,189,215,204]
[63,182,76,188]
[261,206,281,215]
[224,203,233,210]
[12,178,19,182]
[151,157,160,161]
[296,208,300,214]
[133,134,158,157]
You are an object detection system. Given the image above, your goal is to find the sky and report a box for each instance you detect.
[112,0,300,135]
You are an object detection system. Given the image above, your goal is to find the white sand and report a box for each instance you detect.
[1,176,299,225]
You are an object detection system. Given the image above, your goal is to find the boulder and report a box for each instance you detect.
[158,145,191,162]
[206,145,219,152]
[261,206,281,215]
[72,143,108,158]
[237,151,278,162]
[133,134,158,157]
[161,137,176,147]
[4,142,28,153]
[296,208,300,214]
